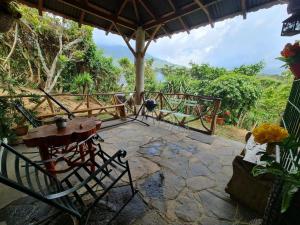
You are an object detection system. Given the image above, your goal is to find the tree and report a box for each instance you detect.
[161,65,199,94]
[205,73,261,125]
[233,61,265,76]
[118,57,159,92]
[73,72,93,94]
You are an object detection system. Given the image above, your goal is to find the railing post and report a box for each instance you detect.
[46,96,54,114]
[159,92,163,110]
[210,99,221,135]
[87,94,92,117]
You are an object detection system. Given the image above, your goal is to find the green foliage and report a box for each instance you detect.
[161,66,199,94]
[0,99,16,142]
[118,57,159,92]
[242,73,292,129]
[252,137,300,213]
[204,73,261,121]
[72,72,93,94]
[233,61,265,76]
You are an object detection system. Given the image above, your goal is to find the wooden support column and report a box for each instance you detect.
[135,27,145,105]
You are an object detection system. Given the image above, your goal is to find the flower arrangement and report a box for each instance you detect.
[278,42,300,79]
[253,123,289,145]
[252,123,300,214]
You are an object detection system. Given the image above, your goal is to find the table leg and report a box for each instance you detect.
[87,140,95,172]
[39,144,56,176]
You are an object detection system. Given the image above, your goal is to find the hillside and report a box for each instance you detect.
[97,44,176,69]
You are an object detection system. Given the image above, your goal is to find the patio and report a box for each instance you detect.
[0,118,259,225]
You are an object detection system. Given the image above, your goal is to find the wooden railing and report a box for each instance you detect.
[0,91,221,134]
[0,92,136,122]
[143,92,222,135]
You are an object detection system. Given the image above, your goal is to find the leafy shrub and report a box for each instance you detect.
[72,72,93,94]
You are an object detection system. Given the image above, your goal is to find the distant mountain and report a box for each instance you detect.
[96,44,176,69]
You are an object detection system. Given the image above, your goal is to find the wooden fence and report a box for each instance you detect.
[0,92,135,122]
[0,91,221,134]
[143,92,221,135]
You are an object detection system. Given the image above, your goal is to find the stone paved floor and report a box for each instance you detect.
[0,118,261,225]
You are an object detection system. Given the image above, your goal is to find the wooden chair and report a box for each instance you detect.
[0,139,137,225]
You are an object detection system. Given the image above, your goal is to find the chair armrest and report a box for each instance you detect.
[45,149,126,200]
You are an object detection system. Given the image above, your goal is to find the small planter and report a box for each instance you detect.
[55,117,67,129]
[205,115,212,123]
[290,63,300,80]
[217,117,225,125]
[13,125,29,136]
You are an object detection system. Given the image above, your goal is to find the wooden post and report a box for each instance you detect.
[210,99,221,134]
[135,27,145,106]
[87,94,92,117]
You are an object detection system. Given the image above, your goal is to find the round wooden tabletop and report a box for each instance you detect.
[23,117,102,147]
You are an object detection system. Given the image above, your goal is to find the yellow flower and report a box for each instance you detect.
[253,123,288,144]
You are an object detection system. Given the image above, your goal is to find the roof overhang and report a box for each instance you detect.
[19,0,286,40]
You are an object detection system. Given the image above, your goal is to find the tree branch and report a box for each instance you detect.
[3,23,18,65]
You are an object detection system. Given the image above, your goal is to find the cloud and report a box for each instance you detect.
[93,4,297,74]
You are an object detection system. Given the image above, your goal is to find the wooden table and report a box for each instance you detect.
[23,117,102,175]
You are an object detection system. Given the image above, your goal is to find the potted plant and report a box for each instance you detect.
[12,114,28,136]
[0,99,16,144]
[278,42,300,80]
[0,1,22,33]
[251,123,300,224]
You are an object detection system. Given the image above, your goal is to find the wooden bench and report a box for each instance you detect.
[158,98,202,126]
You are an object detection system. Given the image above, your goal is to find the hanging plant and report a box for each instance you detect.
[0,0,22,33]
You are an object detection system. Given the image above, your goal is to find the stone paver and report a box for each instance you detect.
[0,118,259,225]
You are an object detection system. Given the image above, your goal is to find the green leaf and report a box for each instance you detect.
[281,183,298,213]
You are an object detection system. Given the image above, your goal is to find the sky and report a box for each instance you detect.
[93,4,299,75]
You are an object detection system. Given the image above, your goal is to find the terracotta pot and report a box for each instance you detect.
[13,126,28,136]
[289,63,300,80]
[217,117,225,125]
[205,115,212,123]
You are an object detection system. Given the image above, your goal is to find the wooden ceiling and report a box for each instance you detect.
[19,0,285,40]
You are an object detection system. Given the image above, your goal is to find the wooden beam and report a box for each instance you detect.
[241,0,247,19]
[144,3,199,29]
[38,0,43,16]
[106,0,129,35]
[179,17,190,34]
[142,25,162,56]
[143,0,223,30]
[133,0,140,22]
[167,0,176,12]
[114,23,136,57]
[138,0,171,39]
[193,0,214,28]
[79,11,85,27]
[168,0,189,35]
[58,0,137,30]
